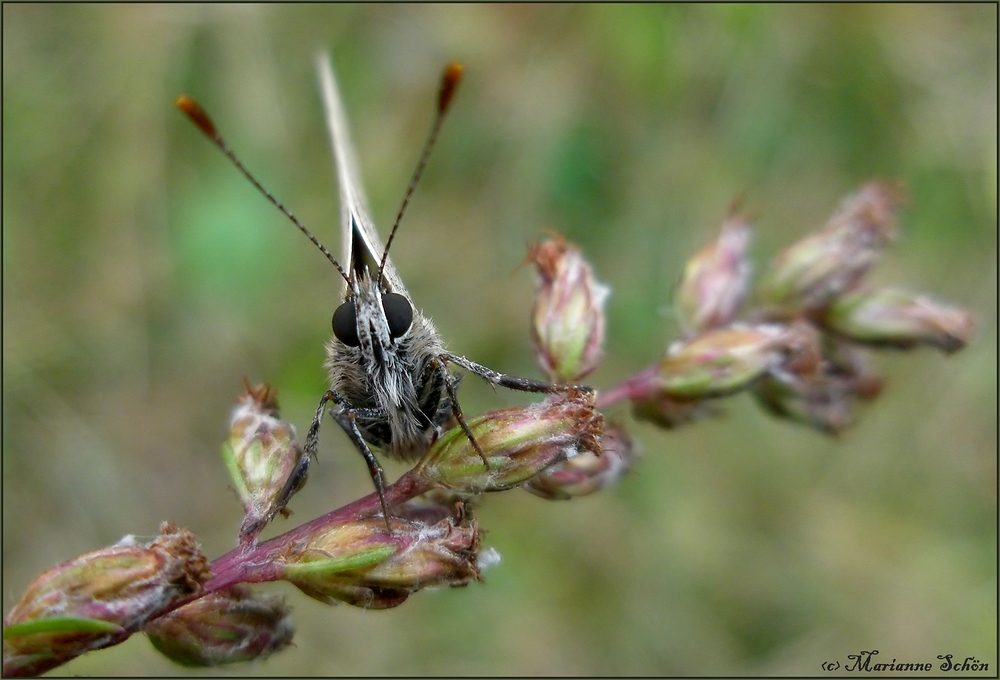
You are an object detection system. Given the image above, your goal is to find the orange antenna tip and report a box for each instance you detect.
[176,95,218,138]
[438,63,464,115]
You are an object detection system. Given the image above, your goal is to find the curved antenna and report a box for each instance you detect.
[377,62,465,289]
[175,95,351,286]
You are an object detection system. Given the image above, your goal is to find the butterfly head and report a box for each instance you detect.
[332,279,413,351]
[332,217,414,354]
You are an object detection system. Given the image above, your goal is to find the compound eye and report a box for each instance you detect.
[332,301,360,347]
[382,293,413,339]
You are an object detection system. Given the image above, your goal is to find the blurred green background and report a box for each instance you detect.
[4,4,996,675]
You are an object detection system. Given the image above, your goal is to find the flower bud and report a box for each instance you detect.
[524,423,635,499]
[821,288,974,353]
[753,335,883,435]
[528,235,610,382]
[222,382,308,543]
[393,495,477,525]
[651,324,798,399]
[279,514,479,610]
[416,391,605,493]
[676,216,751,334]
[823,338,885,400]
[757,181,903,311]
[630,392,719,429]
[753,372,856,436]
[144,586,293,667]
[3,523,209,677]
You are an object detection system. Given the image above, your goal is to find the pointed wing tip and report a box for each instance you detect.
[316,50,330,69]
[316,51,334,88]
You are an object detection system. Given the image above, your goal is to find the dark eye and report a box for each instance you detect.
[382,293,413,339]
[332,301,360,347]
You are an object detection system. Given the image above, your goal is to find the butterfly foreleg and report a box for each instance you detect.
[442,353,592,394]
[429,357,490,468]
[305,389,393,531]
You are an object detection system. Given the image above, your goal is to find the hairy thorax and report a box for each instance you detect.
[324,311,450,462]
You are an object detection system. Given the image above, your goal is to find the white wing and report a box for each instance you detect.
[317,52,407,296]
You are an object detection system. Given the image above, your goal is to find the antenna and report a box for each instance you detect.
[377,62,465,288]
[175,95,352,285]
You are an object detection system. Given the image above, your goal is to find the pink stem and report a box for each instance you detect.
[197,470,430,599]
[596,366,658,409]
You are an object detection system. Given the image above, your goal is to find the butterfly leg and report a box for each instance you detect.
[442,353,592,394]
[275,452,312,515]
[306,390,394,532]
[430,358,490,468]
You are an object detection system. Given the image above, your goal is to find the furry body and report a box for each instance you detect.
[324,274,455,461]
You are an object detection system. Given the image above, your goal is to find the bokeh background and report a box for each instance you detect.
[4,4,996,676]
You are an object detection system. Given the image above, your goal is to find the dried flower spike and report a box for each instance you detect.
[222,382,308,543]
[3,523,209,677]
[753,371,857,436]
[279,513,479,610]
[652,324,799,399]
[757,181,903,312]
[416,391,605,493]
[821,288,974,353]
[630,389,719,429]
[144,586,294,668]
[676,215,751,335]
[529,235,610,383]
[525,422,635,499]
[753,332,884,435]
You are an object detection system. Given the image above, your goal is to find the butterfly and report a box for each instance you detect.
[178,53,578,528]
